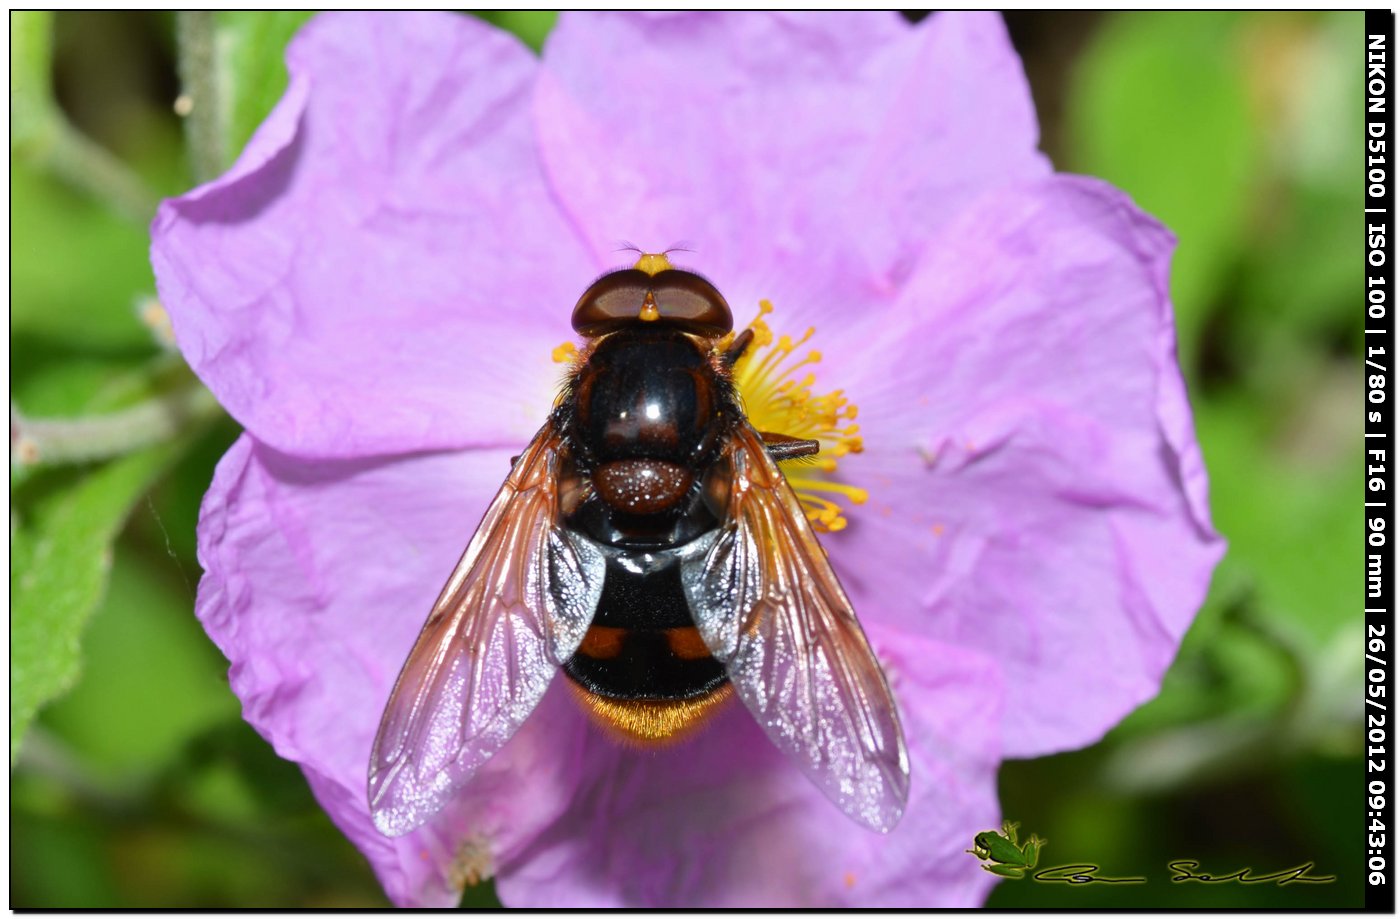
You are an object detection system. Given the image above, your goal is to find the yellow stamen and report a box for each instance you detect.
[552,341,578,364]
[726,300,867,532]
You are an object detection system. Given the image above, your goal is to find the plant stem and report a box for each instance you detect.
[11,10,160,223]
[40,121,163,223]
[176,11,226,183]
[13,726,141,810]
[12,384,222,468]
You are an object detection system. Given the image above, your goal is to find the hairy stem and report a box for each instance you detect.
[176,11,226,183]
[11,10,160,222]
[13,384,221,468]
[40,121,163,223]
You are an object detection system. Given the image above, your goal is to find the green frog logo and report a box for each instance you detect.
[966,821,1045,879]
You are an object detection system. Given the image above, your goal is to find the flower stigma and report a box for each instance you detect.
[723,301,867,533]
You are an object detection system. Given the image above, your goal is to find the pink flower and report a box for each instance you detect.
[151,11,1222,907]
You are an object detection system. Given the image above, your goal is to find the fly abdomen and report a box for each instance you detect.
[561,544,731,743]
[564,627,726,703]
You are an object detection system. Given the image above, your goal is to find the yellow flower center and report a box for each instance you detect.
[722,301,867,532]
[550,301,867,533]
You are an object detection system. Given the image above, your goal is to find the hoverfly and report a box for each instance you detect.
[369,253,908,836]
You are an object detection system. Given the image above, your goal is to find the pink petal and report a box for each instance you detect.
[196,436,583,906]
[199,434,1008,906]
[829,175,1224,756]
[534,11,1048,333]
[152,12,590,459]
[498,627,1004,907]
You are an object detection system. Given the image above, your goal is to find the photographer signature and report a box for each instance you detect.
[967,823,1335,886]
[1166,860,1336,886]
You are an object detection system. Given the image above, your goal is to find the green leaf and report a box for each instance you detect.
[1065,12,1258,378]
[473,11,558,53]
[11,11,57,151]
[40,542,238,778]
[216,11,316,160]
[11,440,188,762]
[11,159,161,366]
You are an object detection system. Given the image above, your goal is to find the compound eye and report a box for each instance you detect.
[571,266,733,338]
[653,270,732,336]
[572,269,652,336]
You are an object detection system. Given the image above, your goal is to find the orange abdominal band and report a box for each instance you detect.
[568,682,734,747]
[577,625,713,661]
[570,625,733,745]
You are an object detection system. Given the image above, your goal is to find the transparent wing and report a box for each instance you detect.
[681,424,909,832]
[368,423,605,837]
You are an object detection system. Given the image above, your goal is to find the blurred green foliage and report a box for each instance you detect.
[12,437,188,761]
[9,10,1364,908]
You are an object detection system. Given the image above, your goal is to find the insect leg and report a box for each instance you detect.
[761,432,820,462]
[720,328,755,366]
